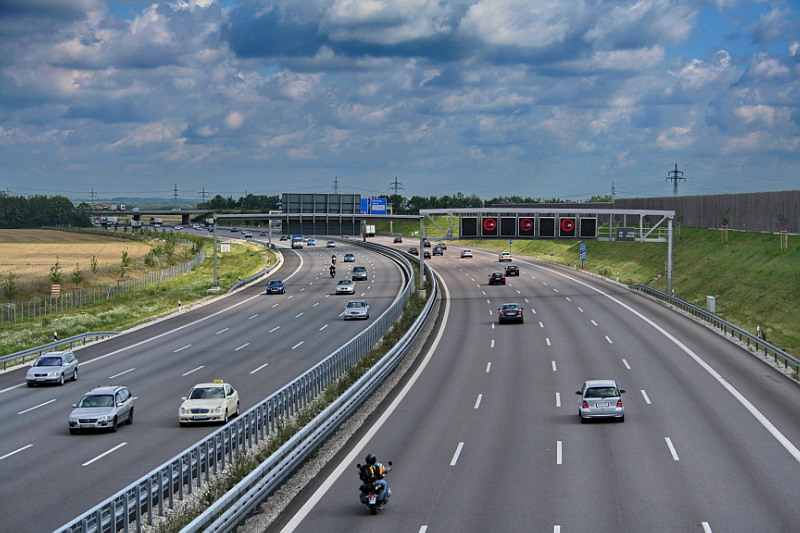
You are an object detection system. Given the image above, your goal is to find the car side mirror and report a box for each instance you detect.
[575,391,581,395]
[356,464,362,469]
[181,396,187,401]
[72,403,77,408]
[619,389,626,394]
[388,461,393,466]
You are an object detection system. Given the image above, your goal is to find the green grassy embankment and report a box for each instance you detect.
[1,239,271,356]
[379,220,799,356]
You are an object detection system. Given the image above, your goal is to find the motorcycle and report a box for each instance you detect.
[357,462,392,515]
[330,266,336,278]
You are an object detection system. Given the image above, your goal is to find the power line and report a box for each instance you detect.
[389,176,404,195]
[666,164,685,196]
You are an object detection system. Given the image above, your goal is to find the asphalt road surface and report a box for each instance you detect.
[272,239,800,533]
[0,239,407,532]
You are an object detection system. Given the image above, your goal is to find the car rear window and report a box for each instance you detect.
[584,387,618,398]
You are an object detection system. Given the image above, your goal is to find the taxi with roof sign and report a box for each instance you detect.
[179,380,240,426]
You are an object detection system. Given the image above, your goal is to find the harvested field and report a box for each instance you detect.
[0,229,151,285]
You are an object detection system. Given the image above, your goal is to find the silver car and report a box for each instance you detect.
[343,300,370,320]
[576,380,626,423]
[351,265,368,281]
[26,350,79,386]
[68,385,134,433]
[336,279,355,295]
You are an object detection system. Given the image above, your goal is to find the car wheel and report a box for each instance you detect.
[72,368,78,381]
[223,410,229,424]
[235,403,240,417]
[618,416,625,423]
[179,422,188,427]
[58,374,65,386]
[69,428,79,435]
[111,416,118,432]
[128,407,134,425]
[27,383,34,388]
[579,414,587,424]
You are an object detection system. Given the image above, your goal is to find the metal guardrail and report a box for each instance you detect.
[228,242,278,293]
[56,242,426,533]
[0,332,121,371]
[185,250,436,532]
[630,284,799,376]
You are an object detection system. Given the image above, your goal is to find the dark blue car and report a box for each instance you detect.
[266,280,286,294]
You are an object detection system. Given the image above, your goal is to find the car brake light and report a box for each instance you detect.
[582,401,589,408]
[616,399,623,408]
[499,312,505,316]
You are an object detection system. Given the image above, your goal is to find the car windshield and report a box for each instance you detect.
[347,302,365,308]
[353,267,366,271]
[338,280,352,285]
[189,387,225,399]
[35,357,63,367]
[584,387,618,398]
[79,395,114,408]
[269,281,282,286]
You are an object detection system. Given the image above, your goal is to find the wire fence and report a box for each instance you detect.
[0,248,206,326]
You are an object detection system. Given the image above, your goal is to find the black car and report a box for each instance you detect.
[408,247,419,255]
[498,303,524,323]
[393,236,403,243]
[423,240,432,247]
[505,265,520,276]
[266,280,286,294]
[488,272,506,285]
[432,245,444,255]
[423,250,432,259]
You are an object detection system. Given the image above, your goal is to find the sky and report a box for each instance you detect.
[1,0,799,202]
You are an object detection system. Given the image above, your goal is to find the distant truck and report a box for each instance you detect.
[291,235,304,249]
[150,217,163,226]
[365,224,376,237]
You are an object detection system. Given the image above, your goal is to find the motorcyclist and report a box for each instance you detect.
[329,264,336,278]
[357,454,391,502]
[331,254,337,265]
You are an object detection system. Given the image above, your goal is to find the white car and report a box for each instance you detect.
[343,300,370,320]
[179,380,240,426]
[327,241,336,248]
[460,249,473,258]
[336,279,355,295]
[499,251,512,262]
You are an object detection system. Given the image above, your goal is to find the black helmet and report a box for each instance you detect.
[365,454,376,465]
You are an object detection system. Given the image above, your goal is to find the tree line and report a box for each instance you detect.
[0,194,92,229]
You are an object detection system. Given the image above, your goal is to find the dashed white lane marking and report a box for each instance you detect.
[555,392,561,407]
[640,390,652,404]
[486,362,492,373]
[216,327,230,334]
[474,394,482,409]
[271,303,280,308]
[590,319,598,326]
[556,441,563,464]
[269,326,280,333]
[622,359,631,369]
[319,324,329,331]
[250,363,269,374]
[577,307,584,312]
[174,344,191,352]
[17,399,56,415]
[295,313,304,318]
[450,442,465,466]
[291,342,304,350]
[539,321,544,328]
[546,338,551,346]
[235,343,250,351]
[551,361,557,372]
[313,302,319,307]
[665,437,680,461]
[565,297,571,302]
[248,314,258,320]
[109,368,135,379]
[83,442,127,467]
[605,335,613,343]
[701,522,712,533]
[491,339,495,348]
[182,366,203,376]
[0,444,33,461]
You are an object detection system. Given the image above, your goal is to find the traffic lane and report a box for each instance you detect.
[0,245,406,532]
[281,252,800,532]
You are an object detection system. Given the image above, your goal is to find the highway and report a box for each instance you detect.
[0,238,407,532]
[272,239,800,533]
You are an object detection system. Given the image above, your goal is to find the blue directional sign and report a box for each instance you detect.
[370,197,388,215]
[580,243,586,261]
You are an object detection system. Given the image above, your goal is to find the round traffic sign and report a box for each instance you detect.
[519,218,534,231]
[561,219,575,232]
[483,218,497,231]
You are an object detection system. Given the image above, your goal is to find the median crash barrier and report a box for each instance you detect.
[56,243,426,533]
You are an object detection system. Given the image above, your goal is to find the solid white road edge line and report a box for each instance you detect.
[528,262,800,465]
[17,399,56,415]
[279,272,453,533]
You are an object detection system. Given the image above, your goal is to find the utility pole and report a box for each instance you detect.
[172,183,180,209]
[89,188,97,204]
[333,176,340,194]
[199,187,209,202]
[666,164,685,196]
[388,177,403,235]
